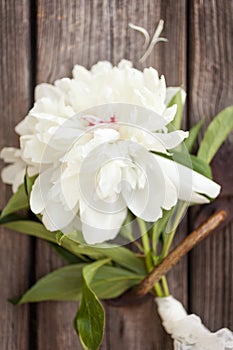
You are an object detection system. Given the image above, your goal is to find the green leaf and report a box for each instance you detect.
[119,211,134,241]
[2,218,146,274]
[1,220,57,243]
[82,259,111,283]
[1,220,105,260]
[60,237,108,261]
[14,264,86,303]
[0,212,25,224]
[24,172,38,197]
[197,106,233,164]
[91,265,143,299]
[78,336,89,350]
[11,261,142,304]
[61,237,146,275]
[65,229,86,244]
[95,246,147,275]
[1,184,29,218]
[168,89,184,130]
[155,152,212,179]
[1,221,93,264]
[56,231,65,245]
[189,154,212,179]
[151,209,171,251]
[76,281,104,350]
[50,243,89,264]
[1,220,95,263]
[184,119,204,152]
[163,200,188,236]
[75,260,108,350]
[174,152,212,179]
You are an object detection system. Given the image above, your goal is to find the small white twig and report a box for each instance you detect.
[128,23,150,48]
[139,19,168,63]
[129,19,168,63]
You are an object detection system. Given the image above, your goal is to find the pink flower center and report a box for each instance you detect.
[82,115,117,126]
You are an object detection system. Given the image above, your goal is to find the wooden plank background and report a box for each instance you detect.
[0,0,232,349]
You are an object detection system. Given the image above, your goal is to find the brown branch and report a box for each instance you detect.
[133,210,227,298]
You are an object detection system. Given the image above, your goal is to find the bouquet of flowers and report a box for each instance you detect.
[1,24,233,350]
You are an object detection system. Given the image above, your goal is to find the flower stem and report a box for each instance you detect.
[161,228,176,259]
[137,218,150,253]
[132,240,144,253]
[161,276,170,297]
[159,201,188,294]
[161,201,187,259]
[153,280,164,297]
[137,217,164,297]
[133,210,227,297]
[151,220,170,297]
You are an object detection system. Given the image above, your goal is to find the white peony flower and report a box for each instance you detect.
[0,60,220,244]
[28,103,220,245]
[14,60,180,167]
[1,60,181,190]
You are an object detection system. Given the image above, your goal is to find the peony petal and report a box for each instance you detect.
[30,168,54,214]
[12,169,26,193]
[81,224,122,245]
[143,67,160,92]
[123,184,163,222]
[91,61,113,74]
[165,87,186,105]
[1,164,19,185]
[72,65,91,80]
[0,147,21,162]
[0,147,33,192]
[154,130,189,150]
[97,160,123,201]
[162,105,177,125]
[154,154,221,203]
[42,200,76,231]
[15,115,32,135]
[118,60,133,69]
[27,166,39,177]
[20,135,61,164]
[1,164,25,192]
[80,199,127,244]
[35,83,62,101]
[162,175,178,210]
[60,172,80,210]
[123,147,174,222]
[119,126,168,154]
[93,128,120,143]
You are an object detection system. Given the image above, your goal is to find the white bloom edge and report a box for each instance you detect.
[155,295,233,350]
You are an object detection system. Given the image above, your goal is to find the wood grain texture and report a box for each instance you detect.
[1,0,232,349]
[103,296,172,350]
[188,0,233,330]
[36,1,112,349]
[0,1,31,349]
[35,1,186,349]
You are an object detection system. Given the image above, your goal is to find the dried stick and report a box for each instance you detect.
[133,210,227,298]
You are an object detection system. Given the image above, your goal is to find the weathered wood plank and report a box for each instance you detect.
[36,1,111,349]
[0,1,31,349]
[188,0,233,330]
[35,1,186,349]
[105,1,187,349]
[104,297,172,350]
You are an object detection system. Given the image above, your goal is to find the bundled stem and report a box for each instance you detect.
[134,210,227,298]
[137,218,164,297]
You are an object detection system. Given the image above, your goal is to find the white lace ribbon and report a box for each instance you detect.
[155,296,233,350]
